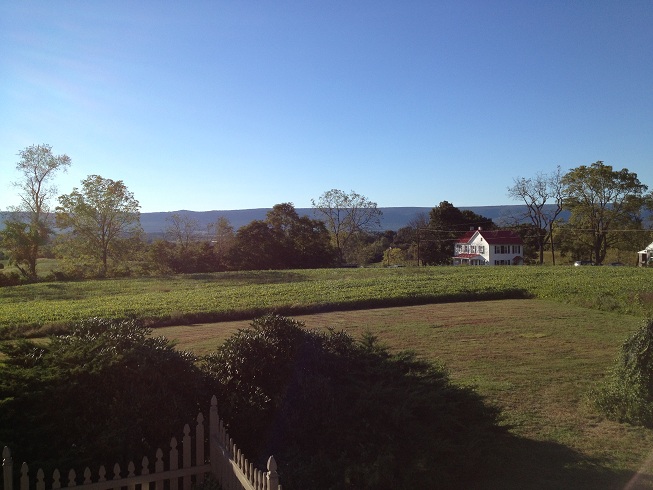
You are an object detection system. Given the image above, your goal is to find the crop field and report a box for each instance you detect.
[1,266,653,338]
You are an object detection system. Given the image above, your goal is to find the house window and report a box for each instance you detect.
[470,245,476,253]
[478,245,484,253]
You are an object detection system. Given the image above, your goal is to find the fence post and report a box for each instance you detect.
[170,438,178,490]
[182,425,191,489]
[266,456,279,490]
[209,396,218,479]
[196,412,205,485]
[3,446,13,490]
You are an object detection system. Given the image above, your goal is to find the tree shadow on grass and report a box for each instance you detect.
[473,433,653,490]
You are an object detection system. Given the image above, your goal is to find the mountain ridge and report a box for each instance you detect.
[139,205,535,235]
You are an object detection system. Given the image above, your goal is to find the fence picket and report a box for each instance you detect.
[141,457,150,490]
[3,446,13,490]
[52,468,61,489]
[67,469,76,487]
[2,398,280,490]
[154,449,164,490]
[36,468,45,490]
[195,413,205,486]
[20,462,28,490]
[182,425,191,490]
[127,461,135,490]
[169,437,178,490]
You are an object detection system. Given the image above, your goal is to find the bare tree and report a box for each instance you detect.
[211,216,235,264]
[165,213,201,252]
[1,144,71,278]
[507,166,564,264]
[311,189,382,264]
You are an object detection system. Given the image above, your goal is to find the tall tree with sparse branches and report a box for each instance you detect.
[0,144,71,278]
[311,189,382,264]
[165,213,201,252]
[507,166,564,264]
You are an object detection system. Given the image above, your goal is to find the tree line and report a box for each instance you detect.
[1,144,653,283]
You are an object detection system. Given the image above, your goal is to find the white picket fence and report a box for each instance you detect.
[2,396,281,490]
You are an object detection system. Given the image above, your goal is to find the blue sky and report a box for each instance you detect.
[1,1,652,213]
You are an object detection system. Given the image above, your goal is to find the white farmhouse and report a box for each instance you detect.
[453,228,524,266]
[638,241,653,267]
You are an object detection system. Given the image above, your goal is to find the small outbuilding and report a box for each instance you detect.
[638,241,653,267]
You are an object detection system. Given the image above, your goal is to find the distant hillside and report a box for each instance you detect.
[139,205,536,235]
[0,205,567,236]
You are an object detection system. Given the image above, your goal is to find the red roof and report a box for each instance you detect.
[457,229,523,245]
[455,253,483,259]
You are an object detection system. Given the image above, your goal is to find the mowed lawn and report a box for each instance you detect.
[157,299,653,489]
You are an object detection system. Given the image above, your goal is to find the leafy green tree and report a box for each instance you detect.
[227,219,283,270]
[393,212,428,265]
[282,213,335,268]
[147,239,221,274]
[202,315,503,490]
[0,144,71,279]
[0,318,210,475]
[561,162,649,265]
[312,189,382,264]
[421,201,495,265]
[511,223,543,264]
[227,203,334,270]
[56,175,143,277]
[383,246,406,266]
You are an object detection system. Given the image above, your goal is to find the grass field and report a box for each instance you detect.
[2,265,653,338]
[3,266,653,487]
[156,299,653,489]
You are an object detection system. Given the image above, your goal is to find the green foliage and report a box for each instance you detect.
[2,144,71,279]
[0,271,22,287]
[56,175,143,277]
[591,318,653,427]
[203,315,503,489]
[0,220,49,278]
[227,203,335,270]
[312,189,382,265]
[148,239,224,274]
[0,318,210,474]
[383,246,406,266]
[421,201,495,265]
[561,161,648,265]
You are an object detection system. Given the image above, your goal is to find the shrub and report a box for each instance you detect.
[591,317,653,426]
[0,318,213,475]
[202,314,504,490]
[0,271,22,287]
